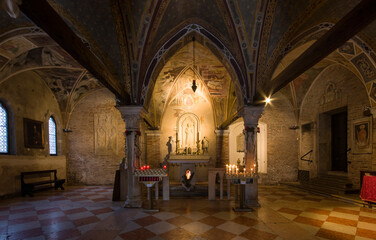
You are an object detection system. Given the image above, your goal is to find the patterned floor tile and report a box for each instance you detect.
[145,221,176,235]
[181,221,212,235]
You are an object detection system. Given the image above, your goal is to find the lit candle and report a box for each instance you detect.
[229,166,231,175]
[147,165,150,170]
[251,168,253,175]
[236,167,238,175]
[226,164,228,174]
[163,165,167,170]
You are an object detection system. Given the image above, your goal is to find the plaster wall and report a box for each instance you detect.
[300,64,372,186]
[0,155,66,196]
[259,92,299,184]
[0,72,65,196]
[228,121,245,165]
[67,88,125,185]
[0,71,63,156]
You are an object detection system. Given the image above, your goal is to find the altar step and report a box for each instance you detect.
[162,181,225,197]
[283,173,359,195]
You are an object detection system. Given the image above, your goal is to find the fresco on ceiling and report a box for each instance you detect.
[267,0,310,59]
[53,0,123,83]
[71,73,102,105]
[351,53,376,83]
[339,42,355,55]
[0,47,82,82]
[0,55,7,70]
[152,0,232,48]
[369,82,376,104]
[0,11,32,33]
[293,59,333,108]
[24,35,57,47]
[227,81,239,118]
[33,68,83,107]
[236,0,258,44]
[0,37,35,59]
[296,0,361,38]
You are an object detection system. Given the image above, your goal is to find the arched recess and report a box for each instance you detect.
[299,64,371,185]
[140,24,246,107]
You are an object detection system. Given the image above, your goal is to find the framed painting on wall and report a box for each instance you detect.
[352,117,372,154]
[24,118,44,148]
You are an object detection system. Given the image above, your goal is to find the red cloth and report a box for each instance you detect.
[360,175,376,203]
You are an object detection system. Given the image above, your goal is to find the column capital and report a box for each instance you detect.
[145,130,162,136]
[116,105,146,130]
[238,105,265,126]
[214,129,230,136]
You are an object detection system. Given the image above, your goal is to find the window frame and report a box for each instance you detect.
[0,101,9,155]
[48,116,57,156]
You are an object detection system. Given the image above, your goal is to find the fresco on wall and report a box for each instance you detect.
[150,42,232,127]
[351,53,376,83]
[0,37,35,59]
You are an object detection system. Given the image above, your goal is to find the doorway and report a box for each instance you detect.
[331,111,347,172]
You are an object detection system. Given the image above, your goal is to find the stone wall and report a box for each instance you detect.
[67,88,125,185]
[259,92,299,184]
[300,64,372,187]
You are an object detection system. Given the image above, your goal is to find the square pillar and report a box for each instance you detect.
[215,130,230,168]
[145,130,161,168]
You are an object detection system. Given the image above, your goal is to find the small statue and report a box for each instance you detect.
[201,136,209,154]
[163,136,173,164]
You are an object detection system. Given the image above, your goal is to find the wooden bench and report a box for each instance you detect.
[21,170,65,197]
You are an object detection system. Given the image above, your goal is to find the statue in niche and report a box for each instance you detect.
[176,113,200,154]
[184,123,194,146]
[201,136,209,154]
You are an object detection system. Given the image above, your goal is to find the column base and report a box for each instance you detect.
[124,199,142,208]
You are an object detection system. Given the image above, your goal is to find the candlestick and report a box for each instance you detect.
[251,168,253,175]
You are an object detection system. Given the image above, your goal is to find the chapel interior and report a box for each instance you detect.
[1,0,376,240]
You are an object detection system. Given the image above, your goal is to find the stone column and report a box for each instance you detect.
[215,130,230,168]
[239,106,264,207]
[240,106,264,171]
[117,106,145,208]
[145,130,161,168]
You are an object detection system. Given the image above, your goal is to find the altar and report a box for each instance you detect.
[167,155,210,186]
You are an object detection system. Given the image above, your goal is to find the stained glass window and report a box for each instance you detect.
[49,117,57,155]
[0,103,8,153]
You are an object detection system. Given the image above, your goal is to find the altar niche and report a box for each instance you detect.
[176,113,201,155]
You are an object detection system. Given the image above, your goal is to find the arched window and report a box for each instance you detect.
[0,102,8,154]
[49,117,57,155]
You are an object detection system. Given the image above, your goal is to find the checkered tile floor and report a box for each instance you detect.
[0,185,375,240]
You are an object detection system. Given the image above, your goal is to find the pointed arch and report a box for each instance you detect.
[140,24,247,106]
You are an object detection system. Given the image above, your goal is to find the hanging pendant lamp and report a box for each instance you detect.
[191,36,197,93]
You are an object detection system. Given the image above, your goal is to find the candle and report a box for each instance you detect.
[226,164,228,174]
[163,165,167,169]
[236,167,238,175]
[229,166,231,175]
[251,168,253,175]
[243,168,245,177]
[147,165,150,170]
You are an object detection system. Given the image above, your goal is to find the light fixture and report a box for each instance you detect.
[265,97,271,104]
[191,36,197,93]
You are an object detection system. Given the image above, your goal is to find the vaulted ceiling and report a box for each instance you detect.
[1,0,376,127]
